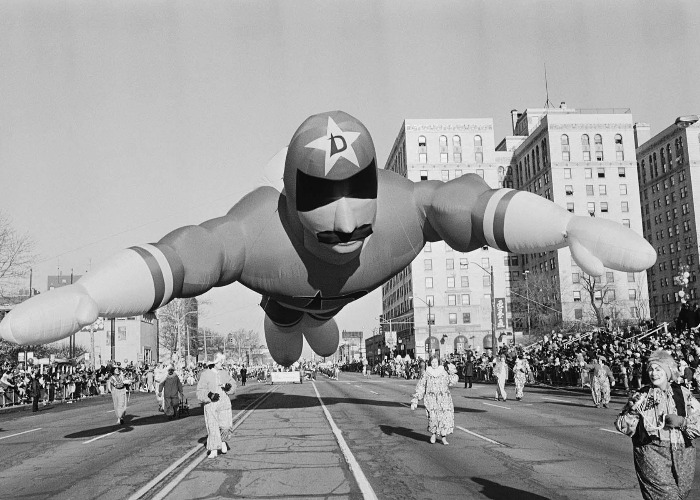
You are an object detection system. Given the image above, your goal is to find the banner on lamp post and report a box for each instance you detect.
[495,298,506,329]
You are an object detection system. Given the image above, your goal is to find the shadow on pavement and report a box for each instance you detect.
[471,477,552,500]
[379,425,431,443]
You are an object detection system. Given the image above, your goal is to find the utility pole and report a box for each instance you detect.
[490,265,496,355]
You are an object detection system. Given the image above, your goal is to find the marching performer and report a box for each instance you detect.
[196,352,236,459]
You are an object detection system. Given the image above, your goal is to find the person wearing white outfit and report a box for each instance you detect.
[197,352,237,459]
[493,354,509,402]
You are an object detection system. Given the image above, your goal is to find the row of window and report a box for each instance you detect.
[560,134,625,161]
[572,289,637,301]
[654,221,693,241]
[639,137,686,180]
[425,276,487,289]
[566,183,629,196]
[573,307,639,319]
[417,134,483,164]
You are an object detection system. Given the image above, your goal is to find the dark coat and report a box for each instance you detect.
[463,360,474,377]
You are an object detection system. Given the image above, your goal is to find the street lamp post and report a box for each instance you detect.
[524,270,531,337]
[410,296,434,360]
[469,261,497,355]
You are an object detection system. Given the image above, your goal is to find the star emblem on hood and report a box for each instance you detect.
[305,116,361,176]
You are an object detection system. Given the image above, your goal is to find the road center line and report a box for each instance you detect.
[483,402,511,410]
[369,390,379,395]
[456,426,504,446]
[600,428,624,435]
[312,381,378,500]
[0,428,42,441]
[83,430,119,444]
[542,397,573,404]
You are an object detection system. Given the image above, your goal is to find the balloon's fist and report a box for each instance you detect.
[0,285,99,345]
[565,216,656,276]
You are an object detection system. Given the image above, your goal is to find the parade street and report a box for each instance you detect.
[1,374,699,500]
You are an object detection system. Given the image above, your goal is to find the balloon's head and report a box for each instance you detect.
[284,111,378,263]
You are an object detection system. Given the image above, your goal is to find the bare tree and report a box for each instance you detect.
[227,328,260,364]
[509,271,562,339]
[156,298,199,362]
[0,211,35,300]
[579,273,615,327]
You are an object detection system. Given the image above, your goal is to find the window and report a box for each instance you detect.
[448,294,457,306]
[424,242,432,252]
[441,170,449,181]
[424,259,432,271]
[574,309,583,319]
[453,135,461,147]
[583,150,591,161]
[428,313,435,325]
[481,257,490,268]
[615,134,624,161]
[454,154,462,163]
[460,258,468,269]
[586,185,594,196]
[461,276,470,287]
[621,201,629,212]
[618,167,626,177]
[572,272,580,283]
[475,152,483,163]
[447,277,455,288]
[426,295,434,306]
[594,134,603,161]
[477,169,484,178]
[440,154,448,163]
[587,202,596,215]
[425,277,433,289]
[573,291,581,301]
[449,313,457,325]
[462,313,471,324]
[567,202,575,213]
[597,168,605,178]
[628,289,637,300]
[418,136,426,147]
[600,202,608,212]
[419,153,427,163]
[585,168,592,179]
[565,185,573,195]
[599,185,607,195]
[622,219,630,227]
[561,134,570,161]
[606,272,614,282]
[628,272,635,282]
[420,170,428,180]
[446,259,454,270]
[564,168,571,179]
[474,135,482,147]
[439,135,448,147]
[620,184,628,195]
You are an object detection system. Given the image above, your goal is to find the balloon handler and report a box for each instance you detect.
[0,111,656,367]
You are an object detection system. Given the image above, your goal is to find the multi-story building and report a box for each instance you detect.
[507,104,650,327]
[382,118,514,360]
[636,115,700,322]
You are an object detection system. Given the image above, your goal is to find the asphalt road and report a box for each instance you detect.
[1,374,698,499]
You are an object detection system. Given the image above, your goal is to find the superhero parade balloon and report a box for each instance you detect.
[0,111,656,365]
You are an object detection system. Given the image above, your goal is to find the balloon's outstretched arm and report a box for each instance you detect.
[423,174,655,276]
[471,188,656,276]
[0,220,244,345]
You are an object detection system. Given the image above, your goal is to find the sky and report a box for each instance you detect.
[2,1,700,350]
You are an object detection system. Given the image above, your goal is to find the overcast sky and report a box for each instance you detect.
[2,1,699,347]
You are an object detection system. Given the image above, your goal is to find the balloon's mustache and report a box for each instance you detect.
[316,224,373,244]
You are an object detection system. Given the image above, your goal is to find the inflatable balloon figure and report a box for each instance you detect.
[0,111,656,365]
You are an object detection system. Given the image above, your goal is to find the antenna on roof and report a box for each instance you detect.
[544,63,554,109]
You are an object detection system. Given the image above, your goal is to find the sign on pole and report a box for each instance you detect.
[495,298,507,329]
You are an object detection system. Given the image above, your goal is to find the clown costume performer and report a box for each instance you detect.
[197,353,237,459]
[411,357,458,445]
[616,350,700,499]
[586,356,615,408]
[513,355,530,401]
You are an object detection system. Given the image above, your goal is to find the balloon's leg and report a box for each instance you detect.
[264,315,303,367]
[301,316,340,358]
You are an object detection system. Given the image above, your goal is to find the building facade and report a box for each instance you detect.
[508,104,650,328]
[636,115,700,323]
[382,118,514,360]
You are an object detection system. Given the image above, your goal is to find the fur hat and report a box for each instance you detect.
[647,349,680,381]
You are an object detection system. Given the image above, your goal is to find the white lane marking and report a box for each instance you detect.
[483,402,511,410]
[456,426,504,446]
[132,386,279,500]
[0,428,42,441]
[83,430,119,444]
[600,428,624,436]
[312,381,378,500]
[542,397,573,404]
[369,391,379,395]
[106,410,115,413]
